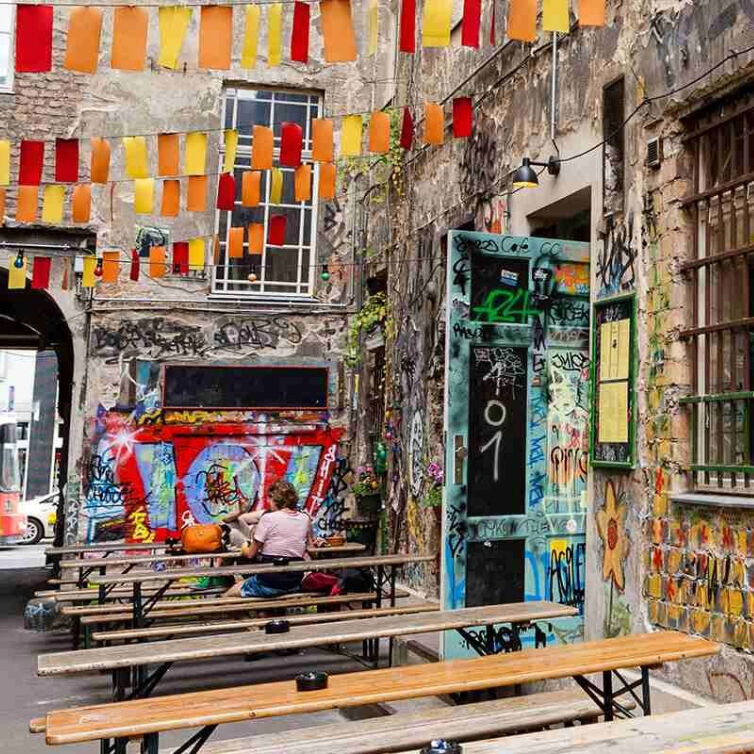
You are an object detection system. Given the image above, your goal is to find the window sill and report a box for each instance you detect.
[670,492,754,509]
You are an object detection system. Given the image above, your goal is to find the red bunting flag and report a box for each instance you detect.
[31,257,51,290]
[489,0,496,45]
[19,141,44,186]
[55,139,79,183]
[399,0,416,53]
[453,97,473,138]
[280,122,303,167]
[129,249,140,281]
[400,108,414,150]
[172,242,189,275]
[216,173,236,210]
[16,5,53,72]
[290,1,310,63]
[268,215,286,245]
[462,0,481,47]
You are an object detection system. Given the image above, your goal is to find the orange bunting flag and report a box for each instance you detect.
[368,112,390,154]
[90,138,111,184]
[294,164,311,202]
[64,7,103,73]
[341,115,363,156]
[102,251,120,283]
[8,253,27,289]
[0,188,5,225]
[149,246,167,278]
[242,171,261,207]
[319,162,336,200]
[72,184,92,223]
[312,119,334,162]
[111,7,148,71]
[228,226,244,258]
[212,235,221,264]
[424,102,444,145]
[158,134,180,176]
[161,179,180,216]
[543,0,569,32]
[16,185,38,223]
[579,0,605,26]
[199,6,232,69]
[508,0,537,41]
[251,126,274,170]
[187,176,208,212]
[248,223,264,254]
[320,0,357,63]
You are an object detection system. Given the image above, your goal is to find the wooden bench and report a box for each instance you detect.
[42,586,228,603]
[397,698,754,753]
[39,602,576,699]
[40,631,719,750]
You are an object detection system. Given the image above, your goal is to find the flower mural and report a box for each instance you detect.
[595,480,628,591]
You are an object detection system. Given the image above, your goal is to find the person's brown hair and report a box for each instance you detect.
[268,479,299,509]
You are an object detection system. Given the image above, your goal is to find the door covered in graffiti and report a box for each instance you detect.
[443,231,590,658]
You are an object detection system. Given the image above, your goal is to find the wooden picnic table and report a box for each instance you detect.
[38,602,576,699]
[46,542,169,557]
[41,631,719,751]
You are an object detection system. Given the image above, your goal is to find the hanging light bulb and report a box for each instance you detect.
[13,250,24,269]
[94,258,104,277]
[320,264,330,282]
[247,264,258,283]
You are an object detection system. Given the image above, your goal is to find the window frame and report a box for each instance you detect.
[0,4,15,94]
[212,86,322,300]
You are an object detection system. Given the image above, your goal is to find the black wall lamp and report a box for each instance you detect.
[512,156,561,189]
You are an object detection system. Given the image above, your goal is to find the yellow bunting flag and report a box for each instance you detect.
[188,238,205,270]
[241,4,261,68]
[199,6,233,69]
[158,6,192,69]
[71,184,91,223]
[123,137,148,179]
[228,226,244,258]
[81,256,97,287]
[223,130,238,174]
[102,250,120,283]
[0,140,9,186]
[252,126,274,170]
[185,132,208,176]
[341,115,363,156]
[269,168,283,204]
[368,111,390,154]
[242,171,261,206]
[424,102,444,145]
[64,7,102,73]
[134,178,155,214]
[42,185,65,224]
[161,179,180,216]
[319,162,336,200]
[367,0,378,55]
[320,0,357,62]
[16,185,38,222]
[158,133,180,176]
[91,138,110,183]
[312,119,334,162]
[111,7,148,71]
[294,164,311,202]
[543,0,569,32]
[267,3,283,67]
[187,176,208,212]
[149,246,167,278]
[579,0,605,26]
[8,253,27,289]
[422,0,452,46]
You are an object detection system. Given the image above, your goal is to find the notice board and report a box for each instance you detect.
[590,295,635,468]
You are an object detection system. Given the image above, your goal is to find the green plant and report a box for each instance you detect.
[351,465,381,497]
[346,291,390,366]
[421,485,443,509]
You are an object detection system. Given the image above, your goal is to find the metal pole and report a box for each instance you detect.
[550,32,558,141]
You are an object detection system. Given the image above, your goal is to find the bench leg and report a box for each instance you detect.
[142,732,159,754]
[574,667,652,721]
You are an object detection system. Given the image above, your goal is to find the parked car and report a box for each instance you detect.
[20,492,58,544]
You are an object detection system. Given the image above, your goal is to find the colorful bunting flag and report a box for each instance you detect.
[223,130,238,173]
[8,253,28,289]
[0,189,6,224]
[0,141,10,186]
[189,238,205,270]
[424,102,444,145]
[320,0,357,63]
[228,226,244,258]
[16,5,53,73]
[268,215,287,245]
[248,223,264,254]
[508,0,537,42]
[172,241,189,274]
[158,133,180,177]
[64,7,103,73]
[81,256,97,287]
[489,0,496,45]
[399,0,416,53]
[42,185,65,223]
[91,138,111,184]
[422,0,452,47]
[185,132,208,175]
[270,168,283,204]
[199,6,232,69]
[241,4,261,68]
[367,0,379,56]
[368,112,390,154]
[400,107,414,149]
[319,162,336,199]
[312,119,334,162]
[294,164,311,202]
[149,246,167,278]
[55,139,79,183]
[461,0,481,47]
[252,126,274,170]
[268,3,283,67]
[111,7,148,71]
[543,0,570,32]
[19,141,44,186]
[123,137,149,179]
[72,184,91,223]
[158,6,192,69]
[101,251,120,283]
[161,179,180,216]
[341,115,363,156]
[453,97,473,138]
[134,178,155,214]
[280,122,303,167]
[31,257,51,290]
[242,171,261,207]
[129,248,140,281]
[579,0,606,26]
[216,173,236,210]
[187,175,208,212]
[291,1,310,63]
[16,186,38,222]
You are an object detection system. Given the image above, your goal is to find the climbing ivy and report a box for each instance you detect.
[345,291,391,366]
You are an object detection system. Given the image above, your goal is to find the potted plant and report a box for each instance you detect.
[421,462,444,522]
[352,464,381,516]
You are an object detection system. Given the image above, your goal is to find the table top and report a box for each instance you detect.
[397,699,754,753]
[43,631,719,744]
[88,552,435,585]
[59,543,366,569]
[38,601,576,674]
[46,542,169,556]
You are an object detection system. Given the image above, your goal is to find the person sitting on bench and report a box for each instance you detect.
[225,480,315,599]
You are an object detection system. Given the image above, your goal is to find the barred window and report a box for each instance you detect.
[0,5,14,92]
[213,87,321,298]
[681,90,754,490]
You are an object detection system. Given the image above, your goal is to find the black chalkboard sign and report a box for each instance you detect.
[465,539,525,607]
[163,365,329,410]
[467,345,527,516]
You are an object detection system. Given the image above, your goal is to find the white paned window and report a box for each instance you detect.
[0,5,14,92]
[213,87,321,298]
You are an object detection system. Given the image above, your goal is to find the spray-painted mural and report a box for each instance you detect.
[443,231,590,658]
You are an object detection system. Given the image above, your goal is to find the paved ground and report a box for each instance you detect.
[0,549,436,754]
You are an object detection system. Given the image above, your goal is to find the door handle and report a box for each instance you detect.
[453,435,467,485]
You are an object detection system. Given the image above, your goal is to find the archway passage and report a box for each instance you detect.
[0,268,74,546]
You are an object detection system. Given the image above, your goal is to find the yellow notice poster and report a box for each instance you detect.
[599,318,630,381]
[598,381,629,444]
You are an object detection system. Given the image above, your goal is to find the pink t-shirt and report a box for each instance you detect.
[253,509,310,558]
